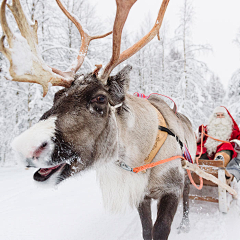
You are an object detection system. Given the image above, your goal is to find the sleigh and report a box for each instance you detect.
[185,133,240,213]
[187,159,235,213]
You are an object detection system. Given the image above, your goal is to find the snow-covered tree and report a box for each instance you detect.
[171,0,212,128]
[208,74,225,109]
[227,69,240,125]
[226,27,240,126]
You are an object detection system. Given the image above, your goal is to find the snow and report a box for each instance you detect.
[9,33,54,81]
[1,166,240,240]
[11,36,33,75]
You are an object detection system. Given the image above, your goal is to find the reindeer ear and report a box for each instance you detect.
[107,65,132,106]
[53,88,67,104]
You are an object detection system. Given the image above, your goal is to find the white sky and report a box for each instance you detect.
[192,0,240,87]
[90,0,240,88]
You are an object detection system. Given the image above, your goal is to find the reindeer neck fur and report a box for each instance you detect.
[96,94,159,213]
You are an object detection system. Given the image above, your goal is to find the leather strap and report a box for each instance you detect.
[144,105,168,166]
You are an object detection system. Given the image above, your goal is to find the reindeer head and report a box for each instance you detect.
[12,66,132,184]
[1,0,170,184]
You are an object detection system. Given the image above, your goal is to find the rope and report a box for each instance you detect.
[188,125,204,190]
[189,124,231,190]
[203,132,230,144]
[132,155,185,173]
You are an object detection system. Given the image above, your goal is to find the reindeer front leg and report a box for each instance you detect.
[153,193,179,240]
[138,196,153,240]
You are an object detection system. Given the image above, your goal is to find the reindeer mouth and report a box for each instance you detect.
[34,163,66,182]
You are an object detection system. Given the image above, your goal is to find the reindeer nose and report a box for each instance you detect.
[26,158,37,168]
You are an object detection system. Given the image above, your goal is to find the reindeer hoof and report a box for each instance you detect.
[177,218,190,233]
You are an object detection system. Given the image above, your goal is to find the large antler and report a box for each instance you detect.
[100,0,170,83]
[0,0,111,96]
[0,0,69,96]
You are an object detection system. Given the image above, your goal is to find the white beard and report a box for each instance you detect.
[205,115,233,156]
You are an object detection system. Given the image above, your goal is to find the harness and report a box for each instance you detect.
[117,101,188,173]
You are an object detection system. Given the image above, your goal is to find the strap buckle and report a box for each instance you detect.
[116,161,134,172]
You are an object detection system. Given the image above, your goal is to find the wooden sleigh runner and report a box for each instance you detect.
[182,159,238,213]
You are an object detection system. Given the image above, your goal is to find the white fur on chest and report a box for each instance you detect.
[96,162,149,213]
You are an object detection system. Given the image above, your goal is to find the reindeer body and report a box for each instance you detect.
[12,68,196,240]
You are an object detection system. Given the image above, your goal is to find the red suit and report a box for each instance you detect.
[197,107,240,160]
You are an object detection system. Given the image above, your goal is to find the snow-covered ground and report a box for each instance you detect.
[0,165,240,240]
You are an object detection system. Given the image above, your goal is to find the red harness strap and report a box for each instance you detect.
[134,92,177,113]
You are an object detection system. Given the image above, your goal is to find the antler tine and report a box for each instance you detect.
[118,0,170,64]
[100,0,170,83]
[0,0,14,51]
[55,0,112,77]
[7,0,38,52]
[100,0,137,83]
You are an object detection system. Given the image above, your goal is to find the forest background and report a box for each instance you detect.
[0,0,240,165]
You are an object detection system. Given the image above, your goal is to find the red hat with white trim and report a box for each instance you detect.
[219,106,240,132]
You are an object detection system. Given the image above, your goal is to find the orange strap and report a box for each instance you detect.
[132,154,203,190]
[189,125,205,190]
[133,155,185,173]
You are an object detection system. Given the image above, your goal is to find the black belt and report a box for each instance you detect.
[158,126,183,149]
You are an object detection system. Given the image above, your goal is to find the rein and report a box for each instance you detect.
[200,126,231,144]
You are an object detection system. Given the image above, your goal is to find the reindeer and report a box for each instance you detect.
[0,0,196,239]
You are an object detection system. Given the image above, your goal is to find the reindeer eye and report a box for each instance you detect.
[91,95,107,104]
[97,95,106,103]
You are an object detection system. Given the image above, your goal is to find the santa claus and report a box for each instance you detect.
[196,106,240,167]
